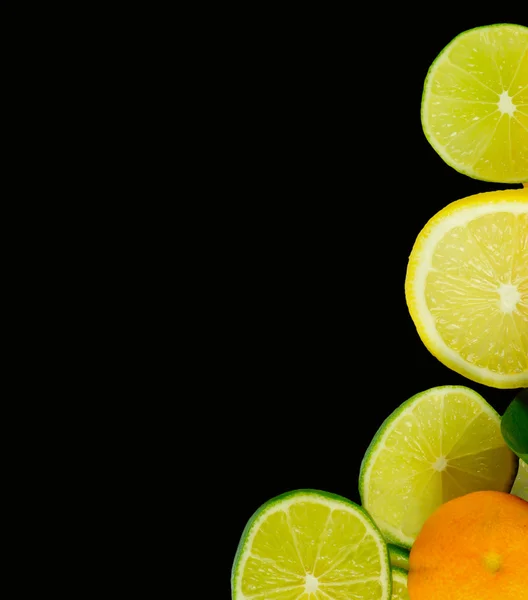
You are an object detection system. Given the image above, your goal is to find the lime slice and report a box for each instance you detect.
[359,386,518,548]
[511,458,528,501]
[231,489,391,600]
[421,23,528,183]
[387,545,410,571]
[391,568,409,600]
[405,188,528,389]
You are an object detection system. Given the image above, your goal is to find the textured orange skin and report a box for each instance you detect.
[408,491,528,600]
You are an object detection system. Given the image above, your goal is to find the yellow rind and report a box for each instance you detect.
[405,188,528,388]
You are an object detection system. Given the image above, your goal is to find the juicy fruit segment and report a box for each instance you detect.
[232,490,391,600]
[511,459,528,500]
[422,24,528,183]
[391,568,409,600]
[408,491,528,600]
[388,545,410,571]
[359,386,517,548]
[406,189,528,388]
[427,210,528,375]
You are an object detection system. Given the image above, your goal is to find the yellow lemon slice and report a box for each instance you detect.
[405,188,528,388]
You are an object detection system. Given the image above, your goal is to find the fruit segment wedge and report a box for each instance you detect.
[421,23,528,183]
[359,386,518,548]
[405,189,528,388]
[231,489,391,600]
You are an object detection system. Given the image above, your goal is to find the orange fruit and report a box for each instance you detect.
[408,491,528,600]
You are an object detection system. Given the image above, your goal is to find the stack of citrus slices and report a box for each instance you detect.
[232,24,528,600]
[411,22,528,389]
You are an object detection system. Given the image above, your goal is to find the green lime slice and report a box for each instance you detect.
[391,568,409,600]
[359,386,518,548]
[387,544,410,571]
[392,567,409,600]
[231,489,391,600]
[511,459,528,501]
[421,23,528,183]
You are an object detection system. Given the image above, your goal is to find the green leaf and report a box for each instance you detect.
[501,389,528,463]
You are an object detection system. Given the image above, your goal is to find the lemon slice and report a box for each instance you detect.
[405,188,528,388]
[231,489,391,600]
[391,568,409,600]
[359,386,518,548]
[421,23,528,183]
[511,459,528,501]
[388,545,410,571]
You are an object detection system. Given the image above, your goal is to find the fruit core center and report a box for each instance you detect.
[498,283,521,313]
[483,552,502,573]
[498,91,516,116]
[305,574,318,593]
[433,456,448,471]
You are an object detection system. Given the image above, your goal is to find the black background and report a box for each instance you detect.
[224,10,526,592]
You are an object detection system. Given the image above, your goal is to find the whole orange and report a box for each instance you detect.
[408,491,528,600]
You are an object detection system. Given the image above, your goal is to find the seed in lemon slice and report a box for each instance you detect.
[511,459,528,501]
[388,545,410,571]
[421,23,528,183]
[359,386,518,549]
[405,188,528,388]
[231,489,391,600]
[391,568,409,600]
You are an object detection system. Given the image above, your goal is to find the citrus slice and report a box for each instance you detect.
[391,568,409,600]
[421,23,528,183]
[405,188,528,388]
[511,458,528,500]
[231,489,391,600]
[388,545,410,571]
[359,386,518,548]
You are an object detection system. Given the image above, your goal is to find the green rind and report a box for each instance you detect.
[388,544,410,570]
[392,566,409,582]
[231,488,391,599]
[421,23,528,184]
[359,385,518,549]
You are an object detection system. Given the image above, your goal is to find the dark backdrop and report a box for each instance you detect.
[224,9,526,592]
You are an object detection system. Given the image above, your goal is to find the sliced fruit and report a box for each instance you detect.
[388,544,410,571]
[405,188,528,388]
[421,23,528,183]
[511,458,528,501]
[391,568,409,600]
[231,489,391,599]
[359,386,518,548]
